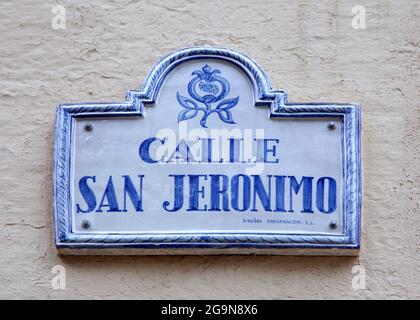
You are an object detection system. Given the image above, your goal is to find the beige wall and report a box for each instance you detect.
[0,0,419,299]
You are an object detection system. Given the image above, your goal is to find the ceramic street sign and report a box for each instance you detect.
[53,47,361,255]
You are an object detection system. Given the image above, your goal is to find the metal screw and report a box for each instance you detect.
[81,219,91,229]
[328,121,336,130]
[329,220,338,229]
[84,123,93,132]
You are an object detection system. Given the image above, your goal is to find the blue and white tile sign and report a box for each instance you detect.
[53,47,361,255]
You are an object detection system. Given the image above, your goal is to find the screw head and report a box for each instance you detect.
[84,123,93,131]
[329,220,338,229]
[81,219,91,229]
[328,121,336,130]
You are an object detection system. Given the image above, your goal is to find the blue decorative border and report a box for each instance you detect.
[53,46,361,253]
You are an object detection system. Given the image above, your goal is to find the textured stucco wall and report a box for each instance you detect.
[0,0,419,299]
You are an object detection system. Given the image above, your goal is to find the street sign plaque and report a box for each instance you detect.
[53,47,361,255]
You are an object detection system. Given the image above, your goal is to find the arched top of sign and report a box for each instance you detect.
[60,46,358,117]
[128,47,288,112]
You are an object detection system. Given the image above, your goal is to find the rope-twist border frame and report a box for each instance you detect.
[53,46,361,251]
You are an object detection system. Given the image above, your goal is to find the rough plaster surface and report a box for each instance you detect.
[0,0,419,299]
